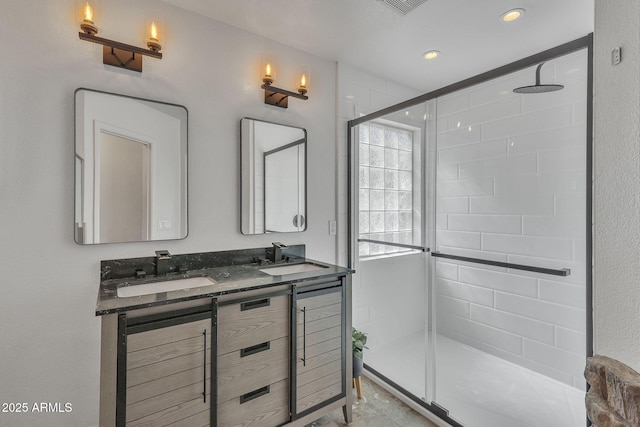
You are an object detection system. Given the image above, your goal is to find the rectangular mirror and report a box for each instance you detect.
[241,118,306,234]
[75,88,188,244]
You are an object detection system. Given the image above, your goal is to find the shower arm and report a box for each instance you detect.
[535,62,544,85]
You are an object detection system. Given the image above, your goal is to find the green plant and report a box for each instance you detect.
[352,327,368,359]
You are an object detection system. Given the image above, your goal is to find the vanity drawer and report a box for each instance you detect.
[217,336,289,404]
[217,379,289,427]
[217,295,289,355]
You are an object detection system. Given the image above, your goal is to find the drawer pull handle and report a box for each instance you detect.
[202,330,207,403]
[240,341,271,358]
[241,298,270,311]
[301,306,307,366]
[240,385,270,404]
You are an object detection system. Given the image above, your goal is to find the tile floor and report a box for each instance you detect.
[366,331,586,427]
[305,376,437,427]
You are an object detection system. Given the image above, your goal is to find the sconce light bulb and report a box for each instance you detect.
[146,21,162,52]
[263,63,274,85]
[84,3,94,23]
[150,21,158,42]
[298,74,308,96]
[80,2,98,35]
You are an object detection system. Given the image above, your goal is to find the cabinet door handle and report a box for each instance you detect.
[240,341,271,358]
[202,329,207,403]
[241,298,270,311]
[301,306,307,366]
[240,385,270,404]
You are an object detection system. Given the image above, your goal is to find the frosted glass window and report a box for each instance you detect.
[370,189,385,210]
[359,167,369,188]
[370,145,385,167]
[370,168,385,189]
[370,125,384,145]
[359,122,414,257]
[359,189,370,210]
[384,170,398,189]
[384,148,399,169]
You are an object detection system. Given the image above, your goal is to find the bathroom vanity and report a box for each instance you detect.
[96,245,353,427]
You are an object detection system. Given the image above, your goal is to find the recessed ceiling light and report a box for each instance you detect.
[423,50,440,60]
[501,8,525,22]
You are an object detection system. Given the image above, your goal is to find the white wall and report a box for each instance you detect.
[0,1,336,425]
[593,1,640,371]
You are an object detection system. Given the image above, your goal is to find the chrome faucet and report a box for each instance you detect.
[270,242,286,264]
[155,250,171,275]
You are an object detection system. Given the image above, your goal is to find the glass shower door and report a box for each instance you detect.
[351,101,434,403]
[431,49,589,427]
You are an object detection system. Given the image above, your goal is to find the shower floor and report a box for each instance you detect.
[365,331,586,427]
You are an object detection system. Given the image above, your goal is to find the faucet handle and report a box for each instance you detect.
[272,242,286,248]
[155,250,171,259]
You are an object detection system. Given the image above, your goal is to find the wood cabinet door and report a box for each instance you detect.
[295,283,345,416]
[122,313,212,426]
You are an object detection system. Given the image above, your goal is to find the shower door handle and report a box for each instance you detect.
[431,252,570,277]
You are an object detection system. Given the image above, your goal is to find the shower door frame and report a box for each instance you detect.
[347,33,593,426]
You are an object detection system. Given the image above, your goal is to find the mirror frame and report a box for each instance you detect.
[240,117,307,235]
[74,88,189,245]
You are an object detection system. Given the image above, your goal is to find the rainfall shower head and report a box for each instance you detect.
[513,62,564,94]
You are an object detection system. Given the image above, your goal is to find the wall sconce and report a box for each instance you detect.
[78,2,162,72]
[261,63,309,109]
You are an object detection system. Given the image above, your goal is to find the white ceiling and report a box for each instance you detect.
[161,0,593,93]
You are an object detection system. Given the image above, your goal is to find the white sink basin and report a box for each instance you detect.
[259,262,328,276]
[117,276,216,298]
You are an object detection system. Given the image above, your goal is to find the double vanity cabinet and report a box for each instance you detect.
[96,246,352,427]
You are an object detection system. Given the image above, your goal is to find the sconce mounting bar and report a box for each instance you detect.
[79,32,162,72]
[261,84,309,109]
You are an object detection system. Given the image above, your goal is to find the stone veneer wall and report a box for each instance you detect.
[584,355,640,426]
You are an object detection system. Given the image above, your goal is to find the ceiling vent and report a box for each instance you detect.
[379,0,429,15]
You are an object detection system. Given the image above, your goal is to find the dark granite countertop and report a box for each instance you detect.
[96,255,352,316]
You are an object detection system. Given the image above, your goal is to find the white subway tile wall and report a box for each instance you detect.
[435,50,588,389]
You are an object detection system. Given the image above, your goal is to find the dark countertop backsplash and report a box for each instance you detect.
[100,245,306,281]
[96,245,352,316]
